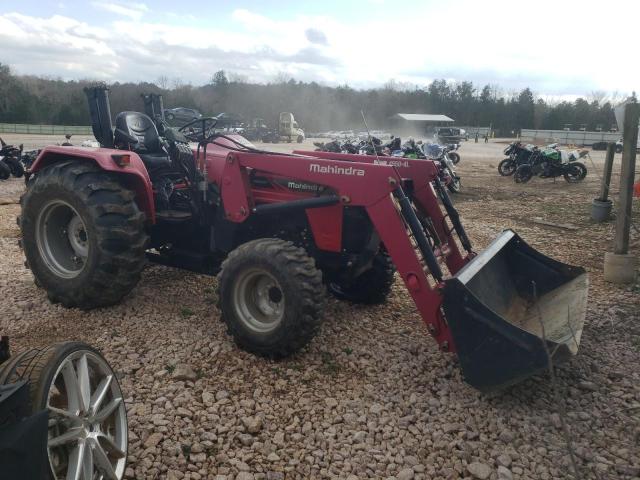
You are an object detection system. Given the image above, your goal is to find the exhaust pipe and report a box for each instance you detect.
[443,230,588,391]
[84,86,114,148]
[141,93,165,122]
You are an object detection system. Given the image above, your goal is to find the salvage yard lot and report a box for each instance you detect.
[1,137,639,480]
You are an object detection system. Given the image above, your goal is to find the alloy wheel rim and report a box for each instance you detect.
[46,350,128,480]
[36,200,89,279]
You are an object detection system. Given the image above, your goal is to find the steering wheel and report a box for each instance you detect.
[178,117,219,142]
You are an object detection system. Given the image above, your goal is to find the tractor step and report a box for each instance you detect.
[146,250,221,276]
[155,209,193,222]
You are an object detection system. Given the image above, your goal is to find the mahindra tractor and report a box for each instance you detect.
[18,87,589,391]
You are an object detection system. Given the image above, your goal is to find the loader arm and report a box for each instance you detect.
[219,151,456,350]
[294,150,473,273]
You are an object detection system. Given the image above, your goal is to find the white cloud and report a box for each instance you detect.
[91,1,148,20]
[1,1,639,96]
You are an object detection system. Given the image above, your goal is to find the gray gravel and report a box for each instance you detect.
[1,142,639,480]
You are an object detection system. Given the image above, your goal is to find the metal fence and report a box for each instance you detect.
[0,123,93,135]
[520,129,622,146]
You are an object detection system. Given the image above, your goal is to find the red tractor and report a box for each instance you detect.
[19,87,588,391]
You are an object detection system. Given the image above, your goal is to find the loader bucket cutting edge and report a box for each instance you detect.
[442,230,588,392]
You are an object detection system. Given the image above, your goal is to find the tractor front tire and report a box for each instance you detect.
[328,252,395,305]
[217,238,325,358]
[20,160,148,309]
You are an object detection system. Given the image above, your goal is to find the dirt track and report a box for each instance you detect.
[1,138,639,480]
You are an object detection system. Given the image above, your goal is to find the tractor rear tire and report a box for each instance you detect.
[217,238,325,358]
[20,160,148,309]
[328,252,395,305]
[0,342,128,480]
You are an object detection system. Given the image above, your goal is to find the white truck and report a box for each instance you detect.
[278,112,305,143]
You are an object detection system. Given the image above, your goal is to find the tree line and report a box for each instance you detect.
[0,63,627,136]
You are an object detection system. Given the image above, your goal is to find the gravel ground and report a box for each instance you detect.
[1,139,639,480]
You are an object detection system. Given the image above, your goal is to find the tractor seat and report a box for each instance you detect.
[114,111,172,171]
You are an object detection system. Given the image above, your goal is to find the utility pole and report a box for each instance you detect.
[614,103,639,254]
[604,102,639,283]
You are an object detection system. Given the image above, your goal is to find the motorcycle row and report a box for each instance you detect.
[314,136,463,193]
[0,136,76,181]
[0,137,28,180]
[498,141,588,184]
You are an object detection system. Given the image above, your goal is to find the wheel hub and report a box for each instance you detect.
[234,269,285,333]
[35,200,89,279]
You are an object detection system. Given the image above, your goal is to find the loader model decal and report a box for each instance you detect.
[374,159,410,168]
[309,163,365,176]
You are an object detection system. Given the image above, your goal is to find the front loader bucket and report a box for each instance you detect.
[443,230,588,391]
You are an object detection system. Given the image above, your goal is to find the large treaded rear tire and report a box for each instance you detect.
[217,238,325,358]
[328,252,395,305]
[20,160,148,309]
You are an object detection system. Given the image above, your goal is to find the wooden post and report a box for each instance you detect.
[613,103,639,255]
[598,143,616,201]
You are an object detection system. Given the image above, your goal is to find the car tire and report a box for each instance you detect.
[0,341,128,480]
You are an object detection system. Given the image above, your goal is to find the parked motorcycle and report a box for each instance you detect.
[0,137,25,178]
[423,143,461,193]
[446,143,461,164]
[498,141,538,176]
[514,147,588,183]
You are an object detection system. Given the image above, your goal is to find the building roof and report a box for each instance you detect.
[395,113,454,122]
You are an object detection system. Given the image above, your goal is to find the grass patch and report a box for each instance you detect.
[320,351,340,376]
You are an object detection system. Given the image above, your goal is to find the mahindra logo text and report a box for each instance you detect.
[309,163,365,176]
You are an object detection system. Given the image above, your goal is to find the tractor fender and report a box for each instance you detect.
[30,146,156,223]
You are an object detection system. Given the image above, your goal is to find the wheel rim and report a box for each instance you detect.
[566,165,584,182]
[500,161,516,175]
[46,350,127,480]
[233,268,285,333]
[36,200,89,279]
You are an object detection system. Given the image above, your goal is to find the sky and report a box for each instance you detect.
[0,0,638,98]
